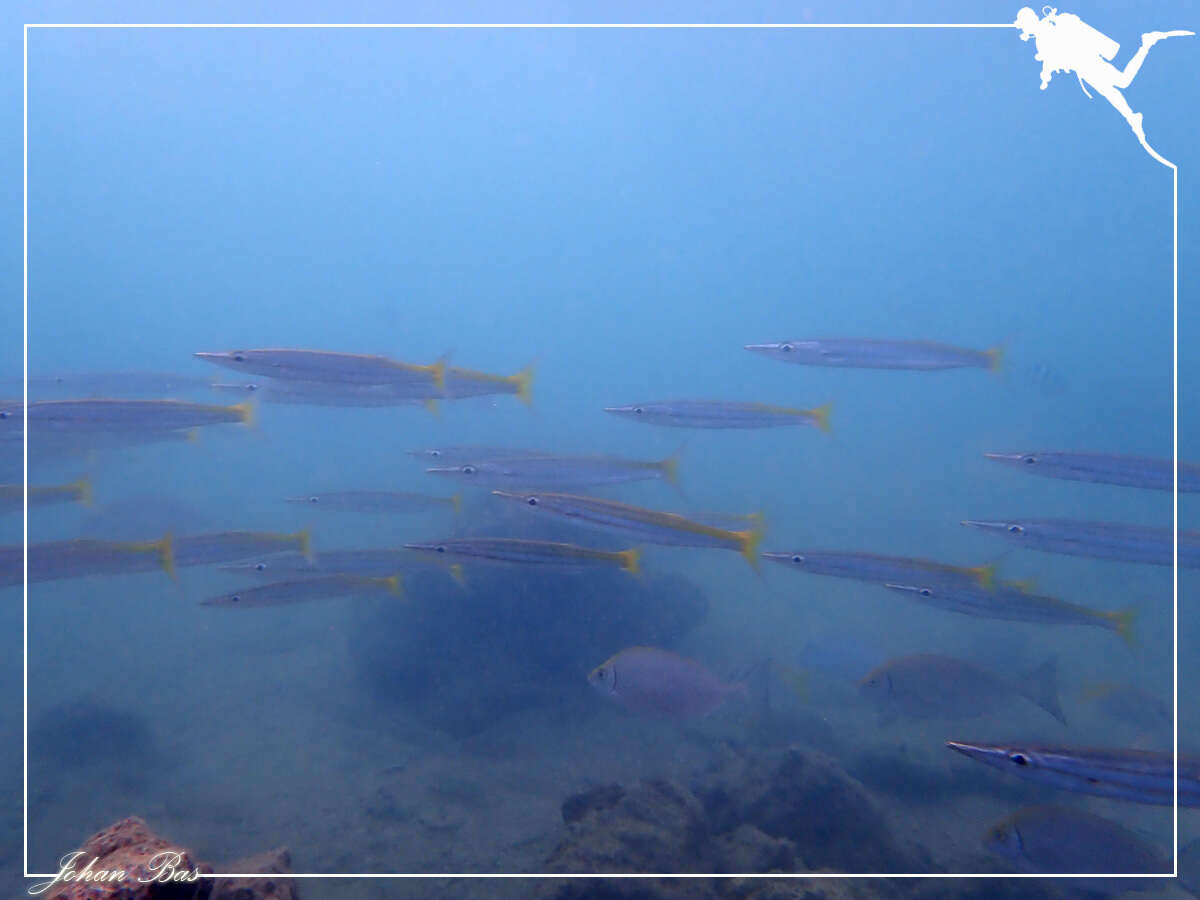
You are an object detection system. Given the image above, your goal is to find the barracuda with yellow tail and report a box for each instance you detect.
[492,490,764,569]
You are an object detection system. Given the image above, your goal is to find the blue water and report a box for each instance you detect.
[4,2,1198,895]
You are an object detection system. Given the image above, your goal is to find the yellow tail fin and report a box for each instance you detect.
[450,493,463,515]
[157,532,176,580]
[449,563,467,588]
[986,344,1005,373]
[295,527,314,560]
[737,521,766,570]
[660,450,682,486]
[619,547,641,577]
[809,403,832,434]
[509,365,534,406]
[1109,607,1136,646]
[424,398,440,417]
[70,477,93,507]
[969,563,996,589]
[428,358,447,388]
[382,574,404,597]
[232,401,256,427]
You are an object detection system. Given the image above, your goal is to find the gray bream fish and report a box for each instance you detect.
[859,654,1066,725]
[194,349,445,387]
[0,478,91,513]
[403,538,640,574]
[761,550,996,590]
[984,451,1200,493]
[588,646,746,717]
[210,381,427,409]
[491,490,763,567]
[744,338,1002,371]
[408,446,549,464]
[286,491,461,514]
[881,581,1134,642]
[14,399,252,433]
[962,518,1200,568]
[945,741,1200,807]
[201,574,402,608]
[984,806,1173,889]
[172,529,312,567]
[426,452,680,489]
[603,400,830,432]
[0,534,175,587]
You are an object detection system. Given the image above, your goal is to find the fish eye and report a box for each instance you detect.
[790,554,803,564]
[1008,753,1029,767]
[431,450,441,457]
[461,465,476,475]
[246,383,259,391]
[634,407,643,414]
[435,545,446,553]
[781,343,794,352]
[231,595,241,603]
[233,354,245,362]
[0,411,8,419]
[254,563,266,571]
[919,588,933,597]
[527,497,538,506]
[1022,455,1036,465]
[309,496,319,503]
[1008,525,1024,535]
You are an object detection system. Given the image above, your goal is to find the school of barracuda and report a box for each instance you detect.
[4,336,1192,880]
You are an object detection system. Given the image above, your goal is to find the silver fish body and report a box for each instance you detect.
[860,654,1065,724]
[946,741,1200,807]
[426,453,677,489]
[588,646,744,717]
[962,518,1200,567]
[603,401,829,431]
[194,349,444,387]
[201,574,401,608]
[984,451,1200,493]
[286,491,460,514]
[984,805,1172,888]
[745,338,1001,371]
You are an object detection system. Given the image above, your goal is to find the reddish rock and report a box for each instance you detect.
[44,816,209,899]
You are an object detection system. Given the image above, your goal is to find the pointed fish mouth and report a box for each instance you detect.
[945,740,991,760]
[982,452,1023,462]
[760,551,795,562]
[960,519,1008,531]
[743,344,775,351]
[491,490,523,500]
[193,352,227,360]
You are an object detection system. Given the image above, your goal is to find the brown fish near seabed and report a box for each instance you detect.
[587,646,746,717]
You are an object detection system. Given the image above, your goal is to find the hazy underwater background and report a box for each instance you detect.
[2,0,1198,897]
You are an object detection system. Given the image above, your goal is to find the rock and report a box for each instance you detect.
[698,745,922,874]
[44,815,209,899]
[711,825,797,874]
[541,778,712,888]
[562,785,626,825]
[210,846,298,900]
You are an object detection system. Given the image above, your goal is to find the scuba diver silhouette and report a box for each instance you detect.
[1015,7,1192,166]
